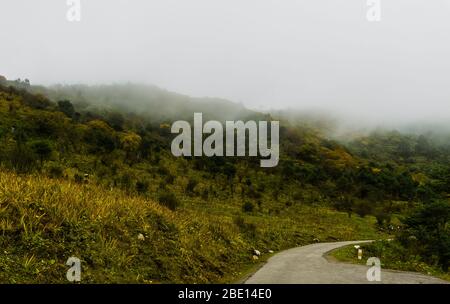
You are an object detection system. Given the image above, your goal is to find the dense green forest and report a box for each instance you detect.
[0,76,448,282]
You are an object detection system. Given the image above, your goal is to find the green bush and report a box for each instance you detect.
[74,173,84,184]
[57,100,75,118]
[354,200,373,218]
[9,145,37,173]
[242,201,255,213]
[136,180,150,194]
[158,191,180,211]
[165,174,175,184]
[375,210,391,227]
[30,140,53,165]
[47,163,64,178]
[233,216,257,238]
[400,201,450,271]
[186,178,198,194]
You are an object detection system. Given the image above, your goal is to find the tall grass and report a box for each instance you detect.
[0,170,383,283]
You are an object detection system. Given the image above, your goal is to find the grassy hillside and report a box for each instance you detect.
[0,170,382,283]
[0,79,448,282]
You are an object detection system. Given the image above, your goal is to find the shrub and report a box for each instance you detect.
[375,210,391,227]
[57,100,75,118]
[119,173,133,191]
[157,166,169,176]
[354,200,373,218]
[201,189,209,200]
[30,140,53,166]
[233,216,257,238]
[9,145,37,173]
[186,178,198,194]
[47,163,64,178]
[165,174,175,184]
[246,187,261,199]
[242,201,255,213]
[400,201,450,271]
[136,180,149,194]
[85,120,116,153]
[74,173,84,184]
[333,196,354,218]
[158,191,180,211]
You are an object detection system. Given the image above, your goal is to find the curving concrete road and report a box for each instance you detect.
[245,241,448,284]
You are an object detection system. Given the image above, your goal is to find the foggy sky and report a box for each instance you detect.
[1,0,450,124]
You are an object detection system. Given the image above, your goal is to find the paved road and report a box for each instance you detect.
[245,241,448,284]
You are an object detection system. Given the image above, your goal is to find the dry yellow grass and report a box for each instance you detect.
[0,169,382,283]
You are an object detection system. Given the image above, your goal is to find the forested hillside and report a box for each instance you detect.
[0,78,448,282]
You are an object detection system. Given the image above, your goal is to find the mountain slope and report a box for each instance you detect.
[0,79,448,282]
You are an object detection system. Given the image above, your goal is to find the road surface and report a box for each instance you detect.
[245,241,448,284]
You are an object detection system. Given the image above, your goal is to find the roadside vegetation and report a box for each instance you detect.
[330,201,450,281]
[0,170,382,283]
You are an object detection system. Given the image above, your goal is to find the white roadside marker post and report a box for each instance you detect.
[354,245,362,260]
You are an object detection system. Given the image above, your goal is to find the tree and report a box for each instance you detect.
[106,112,125,131]
[353,200,373,218]
[119,132,142,162]
[222,162,236,193]
[397,141,413,159]
[31,140,53,166]
[374,210,391,227]
[85,120,116,153]
[23,93,52,109]
[401,201,450,271]
[58,100,76,118]
[334,196,354,218]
